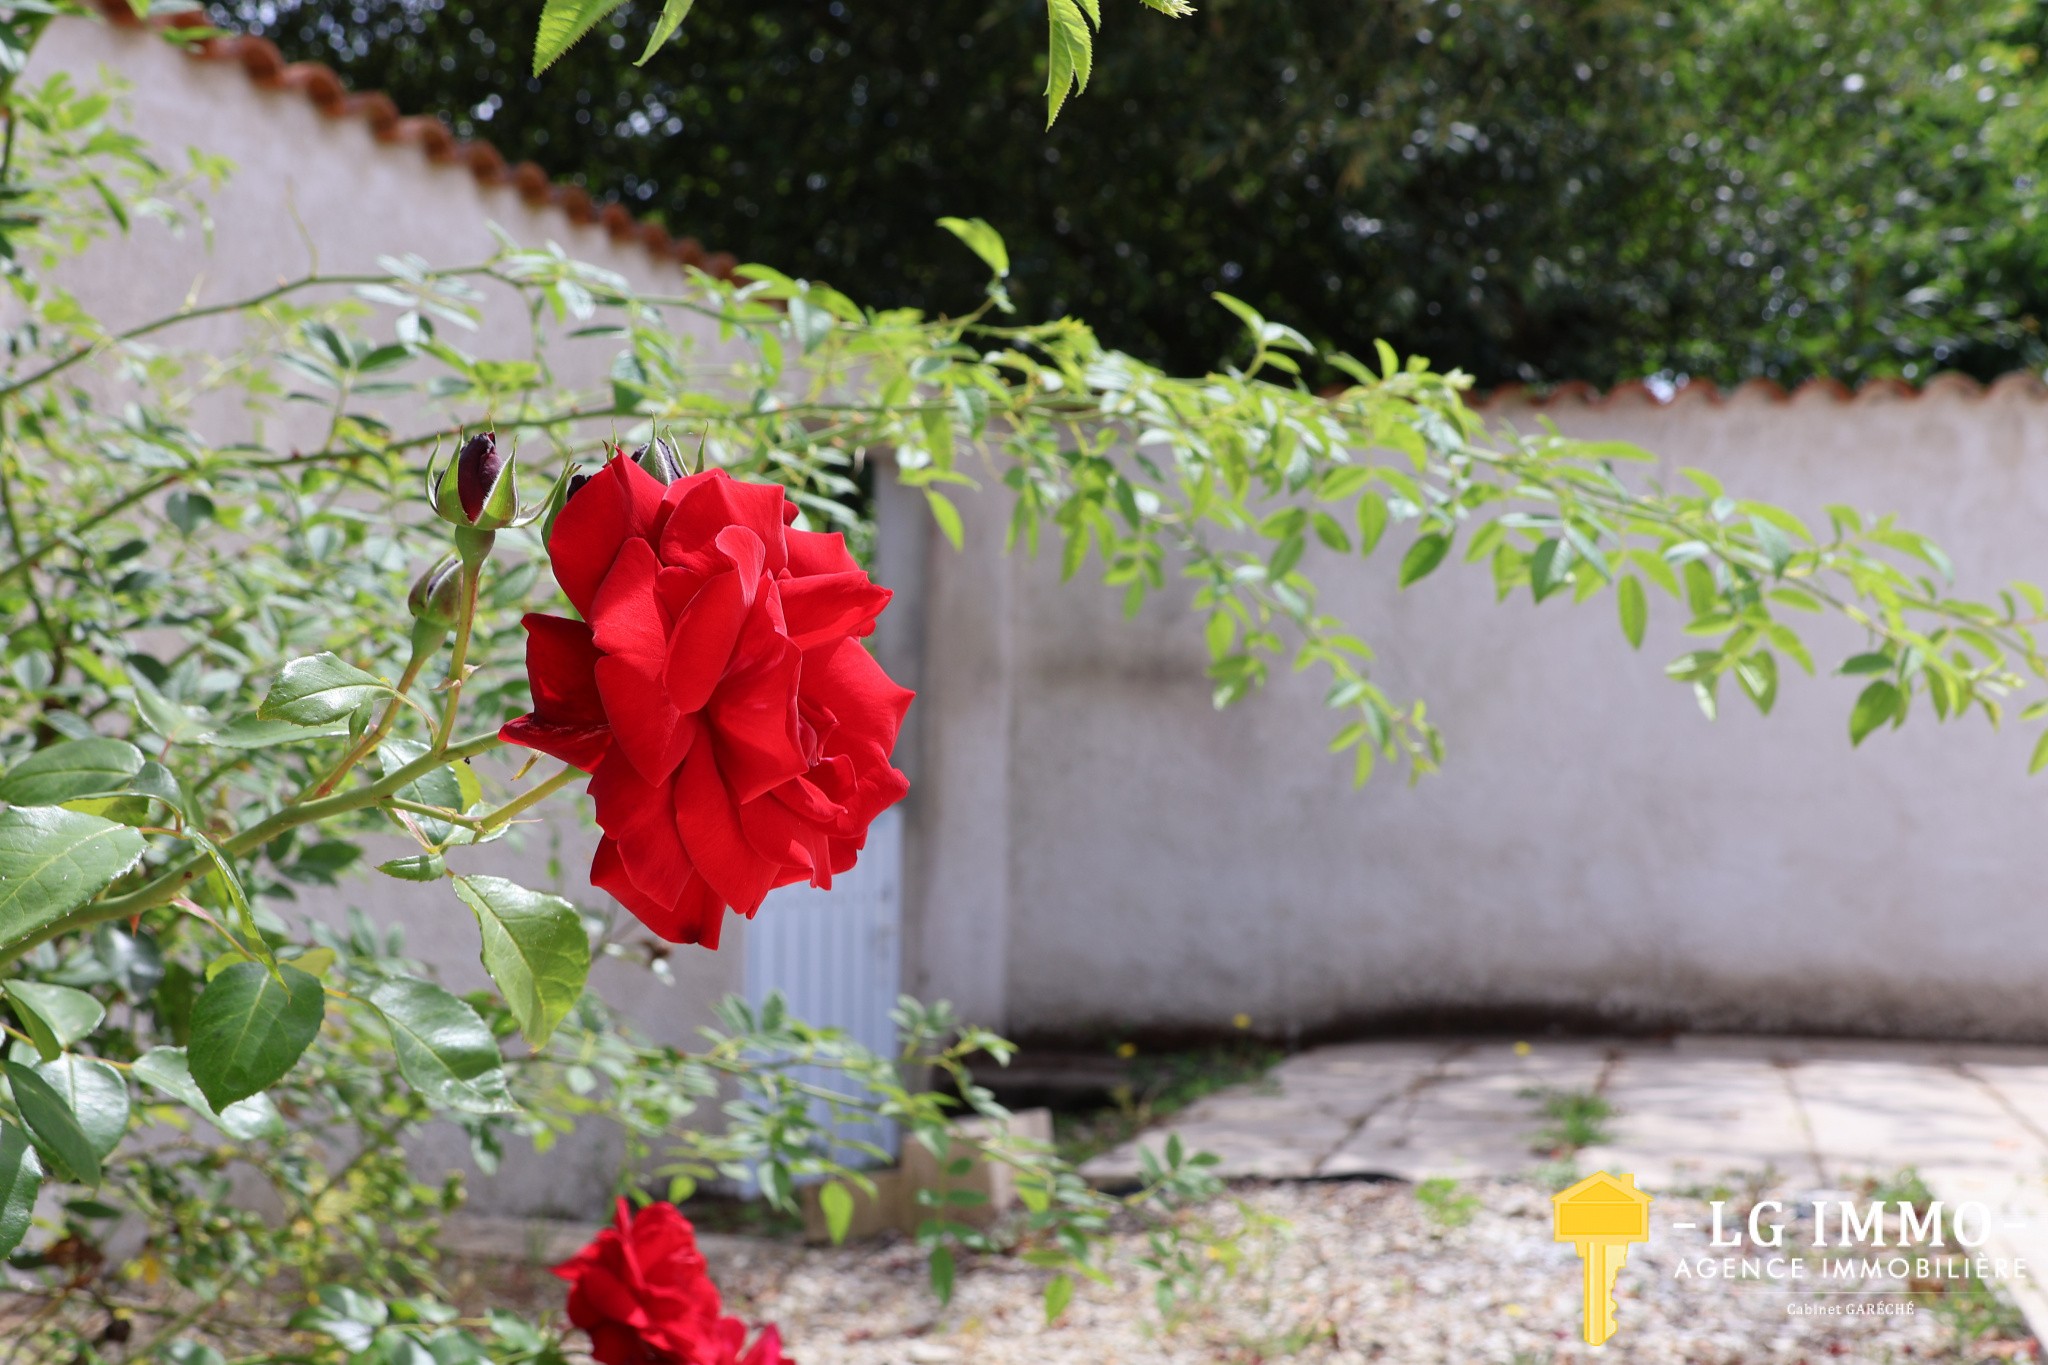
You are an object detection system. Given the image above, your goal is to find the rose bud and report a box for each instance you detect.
[633,436,686,485]
[434,430,519,530]
[406,553,463,627]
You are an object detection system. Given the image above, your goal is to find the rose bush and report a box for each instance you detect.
[557,1199,787,1365]
[501,446,912,947]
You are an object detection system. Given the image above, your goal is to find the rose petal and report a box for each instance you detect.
[498,714,612,772]
[663,570,751,716]
[706,601,806,803]
[739,785,835,885]
[779,572,892,650]
[741,1325,788,1365]
[592,540,698,783]
[675,742,784,915]
[548,454,667,617]
[521,613,607,724]
[659,469,790,576]
[802,637,916,753]
[591,836,727,947]
[785,527,861,577]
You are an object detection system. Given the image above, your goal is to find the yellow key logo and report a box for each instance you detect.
[1553,1171,1652,1345]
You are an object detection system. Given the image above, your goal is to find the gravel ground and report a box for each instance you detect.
[660,1179,2039,1365]
[6,1177,2037,1362]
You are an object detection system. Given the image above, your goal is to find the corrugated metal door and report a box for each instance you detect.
[741,806,903,1165]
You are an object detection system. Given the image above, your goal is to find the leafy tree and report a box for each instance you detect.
[214,0,2048,387]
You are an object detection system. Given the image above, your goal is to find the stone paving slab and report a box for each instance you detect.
[1577,1051,1822,1190]
[1259,1040,1462,1122]
[1790,1058,2038,1181]
[1084,1034,2048,1193]
[1915,1166,2048,1348]
[1316,1041,1609,1181]
[1961,1063,2048,1158]
[1080,1034,2048,1344]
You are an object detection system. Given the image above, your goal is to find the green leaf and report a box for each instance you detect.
[453,876,590,1048]
[0,739,144,806]
[187,963,325,1111]
[926,491,965,551]
[820,1181,854,1245]
[1045,1272,1075,1323]
[1211,290,1264,335]
[0,1124,41,1258]
[7,1060,100,1185]
[202,715,352,749]
[377,854,446,882]
[129,674,211,744]
[533,0,628,74]
[1617,575,1647,649]
[367,977,515,1115]
[1044,0,1097,126]
[4,981,105,1061]
[1838,651,1895,676]
[1356,491,1389,555]
[930,1244,957,1303]
[1268,533,1305,580]
[0,807,145,953]
[35,1056,127,1161]
[1849,680,1903,747]
[257,653,389,726]
[1529,538,1573,602]
[291,1286,388,1352]
[131,1047,284,1143]
[634,0,695,63]
[1750,514,1794,575]
[1397,532,1451,588]
[936,217,1010,278]
[1735,650,1779,715]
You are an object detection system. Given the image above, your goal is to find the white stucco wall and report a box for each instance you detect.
[25,16,743,1214]
[895,376,2048,1044]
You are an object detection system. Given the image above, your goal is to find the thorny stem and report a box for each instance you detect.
[477,763,579,831]
[309,637,436,798]
[433,560,481,751]
[383,795,484,827]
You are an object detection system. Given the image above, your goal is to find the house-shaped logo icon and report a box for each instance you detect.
[1552,1170,1652,1345]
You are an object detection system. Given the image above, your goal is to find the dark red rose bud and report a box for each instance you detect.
[433,430,519,531]
[458,432,503,521]
[633,436,686,485]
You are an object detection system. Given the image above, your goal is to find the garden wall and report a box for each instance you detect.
[889,375,2048,1043]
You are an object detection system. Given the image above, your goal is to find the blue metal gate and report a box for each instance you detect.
[740,806,904,1165]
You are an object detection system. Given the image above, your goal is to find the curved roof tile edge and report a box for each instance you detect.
[91,1,738,280]
[1475,369,2048,411]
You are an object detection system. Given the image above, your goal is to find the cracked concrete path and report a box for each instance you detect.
[1080,1035,2048,1337]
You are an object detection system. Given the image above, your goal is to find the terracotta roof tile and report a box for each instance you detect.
[89,0,735,280]
[1474,371,2048,411]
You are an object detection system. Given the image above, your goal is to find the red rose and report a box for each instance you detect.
[554,1200,789,1365]
[500,455,912,947]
